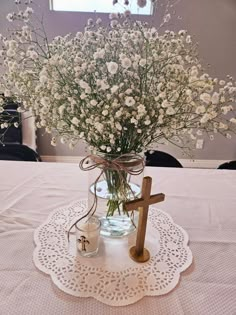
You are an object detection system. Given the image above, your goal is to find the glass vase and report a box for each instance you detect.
[87,152,144,238]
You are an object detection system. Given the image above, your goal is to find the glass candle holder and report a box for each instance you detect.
[75,216,101,257]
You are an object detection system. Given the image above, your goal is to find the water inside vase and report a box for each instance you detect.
[99,214,137,238]
[90,180,141,237]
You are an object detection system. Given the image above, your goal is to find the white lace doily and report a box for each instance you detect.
[33,200,192,306]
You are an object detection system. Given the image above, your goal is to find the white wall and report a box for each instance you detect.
[1,0,236,160]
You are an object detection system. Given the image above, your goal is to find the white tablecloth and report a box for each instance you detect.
[0,161,235,315]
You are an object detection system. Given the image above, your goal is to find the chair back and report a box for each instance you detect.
[0,144,41,162]
[0,100,22,145]
[217,161,236,170]
[145,150,183,168]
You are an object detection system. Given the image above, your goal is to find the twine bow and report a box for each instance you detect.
[67,153,145,242]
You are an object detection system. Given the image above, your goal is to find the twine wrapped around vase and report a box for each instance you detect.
[67,153,145,241]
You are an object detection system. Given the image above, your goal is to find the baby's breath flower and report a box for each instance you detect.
[87,18,93,26]
[200,93,211,104]
[100,145,106,151]
[51,137,57,146]
[0,7,235,154]
[121,57,132,69]
[137,0,147,8]
[106,62,118,74]
[219,80,226,86]
[186,35,192,43]
[109,13,118,19]
[164,13,171,23]
[195,106,206,114]
[102,110,109,116]
[72,117,79,126]
[90,100,97,106]
[124,10,131,17]
[211,92,219,104]
[110,85,119,94]
[139,59,146,67]
[125,96,135,107]
[6,13,14,22]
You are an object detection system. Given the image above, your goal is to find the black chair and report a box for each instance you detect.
[0,97,41,162]
[0,100,22,145]
[217,161,236,170]
[145,150,183,168]
[0,144,41,161]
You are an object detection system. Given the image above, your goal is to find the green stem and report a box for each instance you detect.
[104,168,130,217]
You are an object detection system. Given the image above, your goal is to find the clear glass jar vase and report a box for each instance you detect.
[87,152,144,238]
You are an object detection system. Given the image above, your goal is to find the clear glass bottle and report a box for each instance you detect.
[88,152,144,238]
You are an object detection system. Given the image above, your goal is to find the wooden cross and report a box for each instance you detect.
[124,176,165,263]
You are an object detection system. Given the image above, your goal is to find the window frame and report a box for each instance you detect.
[49,0,153,16]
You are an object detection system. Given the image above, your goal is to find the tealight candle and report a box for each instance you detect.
[75,216,101,257]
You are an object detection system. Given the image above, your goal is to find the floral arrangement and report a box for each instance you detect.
[0,1,236,155]
[1,1,236,229]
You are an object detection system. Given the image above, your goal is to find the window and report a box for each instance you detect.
[50,0,152,15]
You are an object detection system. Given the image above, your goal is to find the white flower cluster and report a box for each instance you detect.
[0,3,236,153]
[113,0,149,9]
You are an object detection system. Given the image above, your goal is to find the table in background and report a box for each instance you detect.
[0,161,235,315]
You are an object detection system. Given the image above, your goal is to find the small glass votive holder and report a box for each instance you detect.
[75,216,101,257]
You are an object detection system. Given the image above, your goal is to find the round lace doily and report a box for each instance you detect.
[33,200,192,306]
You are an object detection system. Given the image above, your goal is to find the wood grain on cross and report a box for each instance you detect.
[124,176,165,263]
